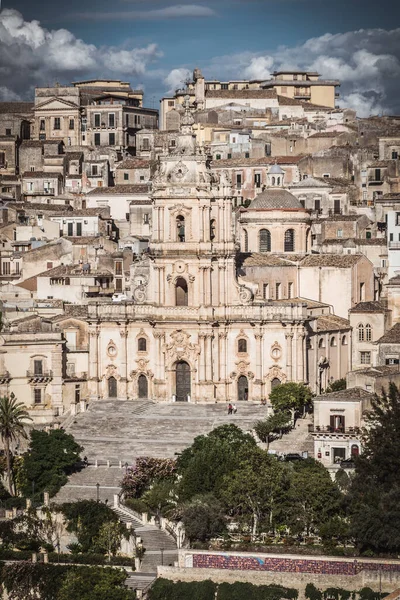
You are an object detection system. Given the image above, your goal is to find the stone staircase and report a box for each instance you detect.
[52,465,124,504]
[112,505,178,573]
[64,400,269,464]
[268,415,315,457]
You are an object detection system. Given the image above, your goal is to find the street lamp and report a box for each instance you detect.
[96,482,100,503]
[160,547,164,566]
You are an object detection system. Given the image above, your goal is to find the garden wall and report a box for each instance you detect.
[157,551,400,599]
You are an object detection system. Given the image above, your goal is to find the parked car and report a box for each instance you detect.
[284,453,304,462]
[112,293,128,302]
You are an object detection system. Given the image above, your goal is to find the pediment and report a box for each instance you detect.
[35,98,79,111]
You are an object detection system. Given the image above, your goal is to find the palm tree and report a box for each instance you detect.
[0,394,32,495]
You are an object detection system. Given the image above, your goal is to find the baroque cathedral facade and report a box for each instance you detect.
[87,98,309,403]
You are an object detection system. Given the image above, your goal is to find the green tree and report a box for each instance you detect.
[220,449,287,537]
[57,566,136,600]
[93,520,129,559]
[1,562,70,600]
[60,500,120,554]
[325,378,346,393]
[284,459,342,536]
[254,412,291,449]
[180,493,226,542]
[349,383,400,552]
[21,429,82,498]
[177,424,256,501]
[269,383,312,417]
[0,394,31,495]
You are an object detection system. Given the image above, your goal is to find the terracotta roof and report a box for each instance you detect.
[37,264,113,278]
[20,140,43,148]
[212,155,306,168]
[206,89,277,99]
[0,102,34,114]
[290,177,331,189]
[300,254,365,267]
[22,171,62,179]
[322,238,387,247]
[350,301,387,313]
[316,314,351,332]
[7,202,73,213]
[130,199,152,205]
[116,158,152,170]
[321,214,363,222]
[64,236,103,244]
[86,184,150,195]
[315,387,374,402]
[354,365,400,377]
[308,132,341,138]
[242,253,296,267]
[276,95,303,106]
[49,208,109,217]
[376,323,400,344]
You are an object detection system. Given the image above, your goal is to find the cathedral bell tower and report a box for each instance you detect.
[139,95,252,308]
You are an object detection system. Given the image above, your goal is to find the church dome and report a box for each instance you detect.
[249,189,304,210]
[267,163,285,175]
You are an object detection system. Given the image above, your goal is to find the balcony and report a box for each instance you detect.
[66,345,89,352]
[308,425,361,436]
[0,371,11,384]
[389,242,400,250]
[27,370,53,383]
[86,286,114,295]
[368,176,383,184]
[43,188,55,195]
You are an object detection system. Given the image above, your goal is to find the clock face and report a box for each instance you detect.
[271,347,281,360]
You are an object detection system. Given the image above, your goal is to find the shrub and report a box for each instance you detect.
[121,457,176,499]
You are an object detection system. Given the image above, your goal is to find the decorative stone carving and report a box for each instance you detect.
[133,284,147,303]
[105,364,120,379]
[270,341,282,362]
[107,340,118,358]
[235,360,250,373]
[266,365,287,384]
[163,330,200,365]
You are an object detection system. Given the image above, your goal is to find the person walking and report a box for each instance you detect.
[232,403,237,414]
[227,403,233,415]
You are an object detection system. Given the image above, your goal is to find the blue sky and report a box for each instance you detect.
[0,0,400,115]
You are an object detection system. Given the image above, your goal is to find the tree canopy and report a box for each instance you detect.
[21,429,82,498]
[0,394,31,495]
[349,382,400,552]
[269,383,312,415]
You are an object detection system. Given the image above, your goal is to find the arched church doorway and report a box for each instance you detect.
[108,376,117,398]
[237,375,248,401]
[271,377,281,389]
[175,361,191,402]
[138,374,148,399]
[175,278,188,306]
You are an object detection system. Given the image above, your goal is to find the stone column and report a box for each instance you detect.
[285,332,293,381]
[255,332,263,382]
[89,329,99,399]
[337,335,342,380]
[219,332,227,384]
[200,206,205,242]
[119,329,128,398]
[297,332,305,382]
[199,333,207,381]
[206,334,214,382]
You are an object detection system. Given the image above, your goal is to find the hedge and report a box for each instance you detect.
[148,579,299,600]
[0,548,134,568]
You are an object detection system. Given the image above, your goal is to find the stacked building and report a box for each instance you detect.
[1,69,400,470]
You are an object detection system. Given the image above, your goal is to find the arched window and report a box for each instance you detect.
[284,229,295,252]
[138,337,147,352]
[319,338,325,349]
[342,335,347,345]
[365,323,372,342]
[243,229,249,252]
[271,176,276,185]
[175,277,188,306]
[238,338,247,353]
[259,229,271,253]
[176,215,185,242]
[277,177,281,186]
[330,337,336,347]
[358,324,364,342]
[210,219,216,241]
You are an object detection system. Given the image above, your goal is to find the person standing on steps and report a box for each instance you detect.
[228,403,233,415]
[232,403,237,414]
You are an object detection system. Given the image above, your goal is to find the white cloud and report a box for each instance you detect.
[193,27,400,116]
[164,68,192,93]
[75,4,216,20]
[0,9,161,98]
[243,56,273,80]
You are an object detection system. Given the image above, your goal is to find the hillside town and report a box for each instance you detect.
[1,68,400,598]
